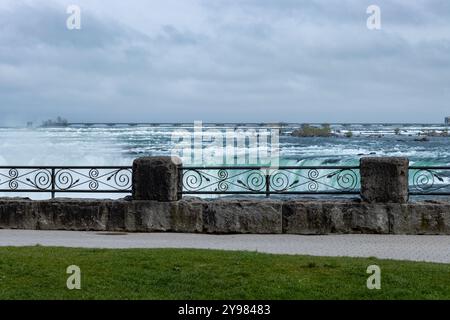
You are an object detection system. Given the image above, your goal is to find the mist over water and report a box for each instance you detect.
[0,124,449,167]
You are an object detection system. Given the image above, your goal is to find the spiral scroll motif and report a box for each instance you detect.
[183,170,204,191]
[8,168,19,190]
[245,170,266,191]
[89,169,100,179]
[270,171,289,192]
[112,169,132,189]
[412,169,435,191]
[55,170,76,190]
[33,170,52,190]
[336,169,358,191]
[308,169,319,180]
[88,169,100,190]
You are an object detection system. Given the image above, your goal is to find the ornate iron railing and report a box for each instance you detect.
[181,166,361,196]
[409,166,450,195]
[0,166,132,198]
[1,165,448,198]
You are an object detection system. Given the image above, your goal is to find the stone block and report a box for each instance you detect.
[132,157,182,201]
[203,199,282,234]
[360,157,409,203]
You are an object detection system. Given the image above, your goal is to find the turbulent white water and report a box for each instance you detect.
[0,124,449,166]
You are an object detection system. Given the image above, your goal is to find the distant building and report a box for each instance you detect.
[446,117,450,125]
[41,116,69,128]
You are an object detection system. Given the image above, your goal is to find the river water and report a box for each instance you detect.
[0,123,449,166]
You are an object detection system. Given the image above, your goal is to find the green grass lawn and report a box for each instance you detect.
[0,247,449,300]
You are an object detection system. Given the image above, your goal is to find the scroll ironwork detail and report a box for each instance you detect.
[0,167,132,197]
[181,167,360,195]
[409,167,450,195]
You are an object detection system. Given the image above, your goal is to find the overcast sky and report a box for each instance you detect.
[0,0,449,125]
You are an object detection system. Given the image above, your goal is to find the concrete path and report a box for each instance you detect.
[0,230,449,263]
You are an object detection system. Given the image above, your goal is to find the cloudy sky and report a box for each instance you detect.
[0,0,449,125]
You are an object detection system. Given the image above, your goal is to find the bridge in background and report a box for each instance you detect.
[65,122,290,128]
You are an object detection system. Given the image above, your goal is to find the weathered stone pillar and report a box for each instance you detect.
[360,157,409,203]
[132,157,182,201]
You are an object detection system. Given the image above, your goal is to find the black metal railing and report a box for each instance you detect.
[409,166,450,195]
[181,166,361,196]
[0,166,132,198]
[1,165,449,198]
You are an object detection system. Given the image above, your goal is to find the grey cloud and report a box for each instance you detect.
[0,0,449,125]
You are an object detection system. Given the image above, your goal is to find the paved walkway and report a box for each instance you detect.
[0,230,449,263]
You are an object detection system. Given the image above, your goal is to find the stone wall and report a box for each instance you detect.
[1,197,449,235]
[1,156,449,235]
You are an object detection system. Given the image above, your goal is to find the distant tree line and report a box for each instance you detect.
[291,124,334,137]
